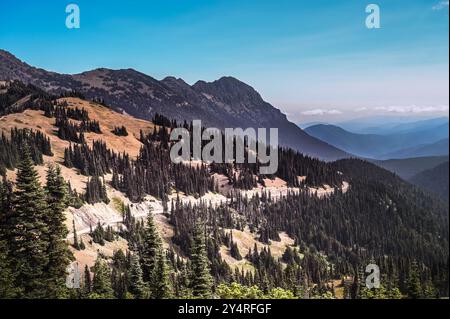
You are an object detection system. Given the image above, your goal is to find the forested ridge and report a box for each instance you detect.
[0,81,448,299]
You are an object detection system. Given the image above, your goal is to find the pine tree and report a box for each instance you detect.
[128,252,148,299]
[82,265,92,296]
[141,212,162,285]
[152,249,171,299]
[190,224,213,298]
[73,220,79,250]
[9,146,51,298]
[45,165,73,297]
[91,257,114,298]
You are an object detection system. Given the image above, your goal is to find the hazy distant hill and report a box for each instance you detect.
[338,116,449,135]
[305,123,448,159]
[381,138,449,159]
[0,49,348,161]
[371,156,449,180]
[410,162,449,202]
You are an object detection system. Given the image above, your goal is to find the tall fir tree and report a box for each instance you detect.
[152,249,171,299]
[141,212,162,285]
[82,265,92,297]
[9,146,51,298]
[190,224,213,298]
[72,220,79,250]
[45,165,73,297]
[128,252,148,299]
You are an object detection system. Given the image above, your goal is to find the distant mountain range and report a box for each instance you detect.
[337,116,449,135]
[305,122,449,159]
[381,138,449,159]
[0,49,348,161]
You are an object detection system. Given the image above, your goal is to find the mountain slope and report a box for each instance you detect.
[410,162,449,202]
[305,123,448,159]
[1,85,448,298]
[0,49,348,160]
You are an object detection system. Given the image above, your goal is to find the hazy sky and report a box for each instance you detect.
[1,0,448,123]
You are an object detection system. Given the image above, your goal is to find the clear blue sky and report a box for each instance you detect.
[1,0,448,123]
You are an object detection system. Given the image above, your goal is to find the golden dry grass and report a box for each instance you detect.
[1,97,156,192]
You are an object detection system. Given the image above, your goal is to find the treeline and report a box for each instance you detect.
[114,131,216,201]
[52,104,101,143]
[85,176,109,204]
[0,128,53,175]
[62,129,216,202]
[209,147,344,191]
[151,113,343,190]
[64,141,117,176]
[0,81,53,116]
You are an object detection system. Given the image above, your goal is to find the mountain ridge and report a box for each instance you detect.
[0,49,348,160]
[381,138,449,159]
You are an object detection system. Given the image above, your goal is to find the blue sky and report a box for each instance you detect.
[0,0,448,123]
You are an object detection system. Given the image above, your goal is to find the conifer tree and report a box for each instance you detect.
[91,257,114,298]
[141,212,162,284]
[45,165,73,297]
[190,224,213,298]
[9,146,51,298]
[73,220,79,250]
[152,249,171,299]
[128,252,148,299]
[82,265,92,296]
